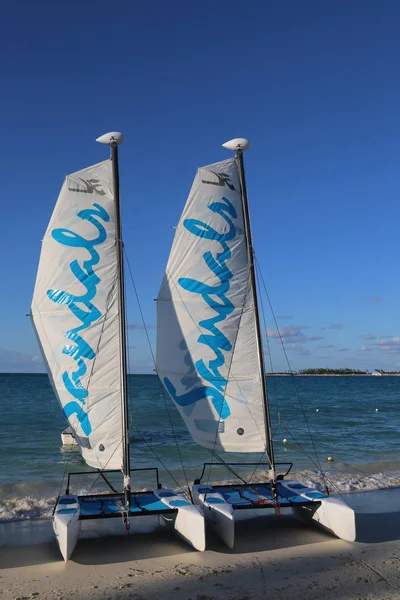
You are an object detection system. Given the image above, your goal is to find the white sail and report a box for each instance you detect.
[31,160,124,470]
[156,158,267,452]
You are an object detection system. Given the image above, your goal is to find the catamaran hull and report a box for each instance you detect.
[278,480,356,542]
[53,489,205,561]
[192,486,235,548]
[53,495,81,561]
[154,489,206,551]
[193,480,356,547]
[292,496,356,541]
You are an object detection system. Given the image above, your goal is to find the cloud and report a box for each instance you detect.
[361,334,376,340]
[360,337,400,354]
[373,337,400,353]
[328,324,345,330]
[317,344,335,349]
[267,324,322,344]
[285,344,311,356]
[337,347,350,352]
[277,315,292,320]
[370,296,383,302]
[0,347,44,373]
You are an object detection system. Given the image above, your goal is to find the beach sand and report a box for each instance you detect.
[2,489,400,600]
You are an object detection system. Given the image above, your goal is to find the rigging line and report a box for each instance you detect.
[253,255,328,493]
[84,438,124,496]
[123,251,192,498]
[57,446,76,500]
[242,261,284,488]
[247,452,268,484]
[210,450,254,484]
[278,423,324,472]
[278,423,340,496]
[255,258,281,423]
[210,452,280,507]
[130,425,191,500]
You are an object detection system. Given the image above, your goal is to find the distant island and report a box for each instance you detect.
[267,368,400,376]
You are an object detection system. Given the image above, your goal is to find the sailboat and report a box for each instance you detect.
[61,425,78,446]
[31,132,205,561]
[156,138,356,548]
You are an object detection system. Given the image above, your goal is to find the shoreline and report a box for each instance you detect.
[267,373,400,376]
[2,488,400,599]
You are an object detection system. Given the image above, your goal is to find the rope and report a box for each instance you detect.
[130,424,191,500]
[254,254,329,495]
[120,508,131,534]
[123,249,192,499]
[209,452,280,513]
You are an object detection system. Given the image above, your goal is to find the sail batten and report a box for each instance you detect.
[156,158,267,453]
[31,159,124,470]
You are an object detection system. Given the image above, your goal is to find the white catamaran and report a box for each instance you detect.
[31,132,205,561]
[156,138,356,548]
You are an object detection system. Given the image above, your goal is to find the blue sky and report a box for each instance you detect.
[1,0,400,373]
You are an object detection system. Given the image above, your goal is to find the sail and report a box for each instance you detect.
[156,158,267,452]
[31,160,124,470]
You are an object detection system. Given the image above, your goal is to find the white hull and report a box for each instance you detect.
[53,495,81,561]
[154,489,206,551]
[192,485,234,548]
[60,427,78,446]
[279,481,356,542]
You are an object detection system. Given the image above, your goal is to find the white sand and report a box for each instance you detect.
[2,490,400,600]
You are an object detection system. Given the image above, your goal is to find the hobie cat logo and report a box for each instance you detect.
[47,202,110,436]
[201,171,236,191]
[164,169,238,421]
[68,178,106,195]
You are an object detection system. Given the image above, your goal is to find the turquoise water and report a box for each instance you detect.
[1,373,400,521]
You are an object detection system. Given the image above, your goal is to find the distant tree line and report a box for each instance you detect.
[297,368,367,375]
[265,368,400,375]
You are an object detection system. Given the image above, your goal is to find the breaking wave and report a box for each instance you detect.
[2,465,400,522]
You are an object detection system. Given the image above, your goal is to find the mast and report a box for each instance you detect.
[223,138,276,493]
[96,132,131,507]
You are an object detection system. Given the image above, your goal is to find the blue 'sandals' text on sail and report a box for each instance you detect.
[164,196,237,420]
[47,203,110,436]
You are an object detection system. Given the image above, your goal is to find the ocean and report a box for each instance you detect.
[1,373,400,523]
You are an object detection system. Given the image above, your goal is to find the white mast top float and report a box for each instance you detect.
[222,138,250,152]
[96,132,125,146]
